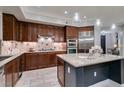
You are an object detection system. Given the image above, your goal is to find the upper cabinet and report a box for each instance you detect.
[3,14,17,40]
[2,13,66,42]
[28,23,38,42]
[66,26,78,39]
[78,26,94,32]
[37,25,65,42]
[37,25,54,36]
[19,22,29,41]
[54,27,65,42]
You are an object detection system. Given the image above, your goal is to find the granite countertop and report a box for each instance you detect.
[0,52,24,67]
[26,50,66,53]
[57,53,124,68]
[0,50,66,67]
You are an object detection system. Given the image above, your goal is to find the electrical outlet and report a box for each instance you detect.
[94,72,97,77]
[68,66,70,74]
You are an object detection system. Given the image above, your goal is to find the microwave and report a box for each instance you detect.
[67,39,77,48]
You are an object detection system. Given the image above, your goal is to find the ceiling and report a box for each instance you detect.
[0,6,124,27]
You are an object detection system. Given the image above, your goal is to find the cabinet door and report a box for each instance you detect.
[54,27,65,42]
[19,22,29,41]
[25,53,38,70]
[12,58,19,86]
[16,21,20,41]
[3,14,16,40]
[38,53,49,68]
[54,29,59,42]
[48,53,56,67]
[47,26,54,36]
[57,58,65,86]
[20,54,25,71]
[4,62,13,87]
[59,29,65,42]
[37,25,46,36]
[28,23,38,42]
[66,26,78,39]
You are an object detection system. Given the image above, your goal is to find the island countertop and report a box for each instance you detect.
[57,53,124,68]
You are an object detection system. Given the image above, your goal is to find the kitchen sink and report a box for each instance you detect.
[0,56,12,61]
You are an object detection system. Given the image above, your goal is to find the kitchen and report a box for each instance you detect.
[0,6,124,87]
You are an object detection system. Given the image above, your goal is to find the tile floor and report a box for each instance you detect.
[1,67,124,87]
[15,67,60,87]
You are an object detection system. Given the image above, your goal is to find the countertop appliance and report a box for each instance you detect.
[67,39,77,54]
[78,31,94,53]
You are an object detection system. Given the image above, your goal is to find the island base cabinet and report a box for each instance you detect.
[62,59,124,87]
[57,58,65,87]
[64,62,110,87]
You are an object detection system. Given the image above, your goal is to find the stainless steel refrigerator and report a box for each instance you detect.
[78,31,94,53]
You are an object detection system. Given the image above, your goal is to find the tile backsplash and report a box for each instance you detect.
[1,41,66,55]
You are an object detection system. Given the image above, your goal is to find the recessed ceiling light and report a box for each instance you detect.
[74,12,80,22]
[111,24,116,29]
[83,16,87,19]
[64,11,68,14]
[96,19,101,26]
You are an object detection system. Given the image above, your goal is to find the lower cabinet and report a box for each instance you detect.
[12,58,19,85]
[38,53,49,68]
[4,51,66,87]
[25,53,38,70]
[48,52,56,67]
[4,61,13,87]
[57,57,65,86]
[4,58,20,87]
[25,51,66,71]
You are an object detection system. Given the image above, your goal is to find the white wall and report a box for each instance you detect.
[100,26,124,56]
[120,26,124,56]
[0,12,2,40]
[94,26,101,46]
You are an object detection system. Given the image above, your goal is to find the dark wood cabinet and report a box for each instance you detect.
[66,26,78,39]
[19,22,29,41]
[4,61,13,87]
[38,53,49,68]
[25,51,66,71]
[57,57,65,86]
[37,25,47,36]
[12,58,19,85]
[48,52,56,67]
[3,14,17,40]
[3,13,66,42]
[20,54,26,72]
[78,26,94,32]
[4,54,26,87]
[4,57,20,87]
[25,53,38,70]
[28,23,38,42]
[54,27,65,42]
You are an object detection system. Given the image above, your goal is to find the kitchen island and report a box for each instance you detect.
[57,53,124,87]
